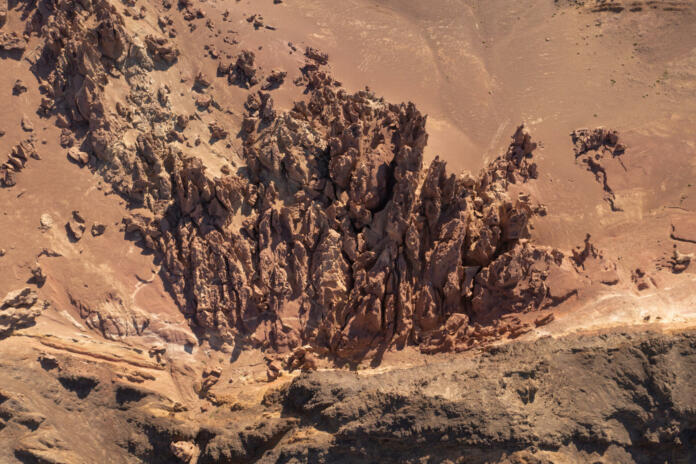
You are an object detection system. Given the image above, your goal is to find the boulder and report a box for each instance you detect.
[0,288,46,337]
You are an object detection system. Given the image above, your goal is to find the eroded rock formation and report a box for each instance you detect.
[571,127,626,211]
[16,0,616,362]
[0,288,47,338]
[143,89,591,359]
[1,140,38,187]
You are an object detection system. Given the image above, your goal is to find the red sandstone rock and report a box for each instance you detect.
[14,0,623,362]
[262,69,287,90]
[67,147,89,166]
[1,287,47,337]
[145,34,179,65]
[571,128,626,211]
[227,50,261,88]
[208,122,228,140]
[305,47,329,65]
[66,211,86,241]
[0,31,25,51]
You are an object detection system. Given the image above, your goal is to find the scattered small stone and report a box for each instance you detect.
[91,223,107,237]
[534,313,555,327]
[262,69,287,90]
[670,248,692,274]
[29,263,46,287]
[67,147,89,166]
[39,214,54,231]
[12,80,28,95]
[265,357,282,381]
[206,45,219,59]
[208,121,228,140]
[246,14,265,29]
[194,71,211,88]
[631,268,652,291]
[67,211,86,241]
[72,210,86,223]
[21,116,34,132]
[195,93,213,110]
[60,129,75,148]
[176,114,189,130]
[305,46,329,65]
[38,353,59,370]
[38,248,62,258]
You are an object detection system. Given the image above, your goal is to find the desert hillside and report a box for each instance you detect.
[0,0,695,462]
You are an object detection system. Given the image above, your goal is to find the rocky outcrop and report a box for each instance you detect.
[67,288,150,341]
[669,248,692,273]
[24,0,172,211]
[67,147,89,166]
[305,47,329,65]
[1,3,693,464]
[207,121,228,141]
[66,210,86,241]
[222,50,261,88]
[671,215,696,244]
[571,127,626,211]
[91,223,107,236]
[1,140,38,187]
[170,441,200,463]
[262,69,287,90]
[275,330,696,463]
[3,329,693,464]
[142,71,591,359]
[145,34,179,65]
[17,0,615,361]
[0,31,25,52]
[12,80,27,95]
[0,287,47,338]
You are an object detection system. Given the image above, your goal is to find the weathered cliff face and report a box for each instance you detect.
[277,330,696,464]
[10,0,616,361]
[2,330,694,463]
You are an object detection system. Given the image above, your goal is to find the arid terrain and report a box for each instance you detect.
[1,0,695,462]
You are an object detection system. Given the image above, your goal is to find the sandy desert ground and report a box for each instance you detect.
[1,0,695,462]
